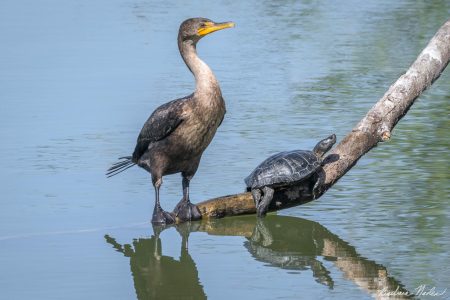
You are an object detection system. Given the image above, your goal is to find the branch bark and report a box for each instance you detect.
[184,19,450,222]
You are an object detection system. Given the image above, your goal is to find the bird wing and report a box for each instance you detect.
[132,97,187,161]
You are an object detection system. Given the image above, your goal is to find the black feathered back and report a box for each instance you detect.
[132,97,187,162]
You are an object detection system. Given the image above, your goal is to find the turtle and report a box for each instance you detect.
[245,134,336,217]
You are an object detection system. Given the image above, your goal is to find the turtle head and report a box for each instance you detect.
[313,134,336,157]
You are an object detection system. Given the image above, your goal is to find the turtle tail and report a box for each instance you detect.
[106,156,135,177]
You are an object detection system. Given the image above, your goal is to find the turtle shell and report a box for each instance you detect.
[245,150,320,189]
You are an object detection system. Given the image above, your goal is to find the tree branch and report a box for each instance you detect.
[183,19,450,223]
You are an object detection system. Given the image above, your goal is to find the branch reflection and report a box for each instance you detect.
[105,215,412,299]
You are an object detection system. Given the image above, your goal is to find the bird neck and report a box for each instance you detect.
[178,39,220,96]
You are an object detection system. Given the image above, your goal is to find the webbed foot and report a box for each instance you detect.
[151,208,175,225]
[173,198,202,222]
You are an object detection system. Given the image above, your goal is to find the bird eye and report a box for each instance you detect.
[202,21,213,28]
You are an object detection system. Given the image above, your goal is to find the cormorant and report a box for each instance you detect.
[107,18,234,224]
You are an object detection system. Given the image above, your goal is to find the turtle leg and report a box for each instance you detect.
[312,170,325,199]
[173,175,202,222]
[251,188,262,208]
[257,186,274,217]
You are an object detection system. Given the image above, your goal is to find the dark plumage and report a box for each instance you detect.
[245,134,336,217]
[107,18,234,224]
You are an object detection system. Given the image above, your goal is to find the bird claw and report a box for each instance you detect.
[173,198,202,222]
[151,209,175,225]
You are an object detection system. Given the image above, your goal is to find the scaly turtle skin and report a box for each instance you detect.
[245,134,336,217]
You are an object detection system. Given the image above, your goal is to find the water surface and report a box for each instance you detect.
[0,0,449,299]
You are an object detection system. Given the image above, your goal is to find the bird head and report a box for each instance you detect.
[178,18,235,44]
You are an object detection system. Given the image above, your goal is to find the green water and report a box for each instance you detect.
[0,0,449,299]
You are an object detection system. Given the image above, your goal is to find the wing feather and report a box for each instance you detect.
[132,97,187,161]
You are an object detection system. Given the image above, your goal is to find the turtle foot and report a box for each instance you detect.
[256,202,269,217]
[256,186,274,218]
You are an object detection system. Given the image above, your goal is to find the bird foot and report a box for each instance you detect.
[151,208,175,225]
[173,199,202,222]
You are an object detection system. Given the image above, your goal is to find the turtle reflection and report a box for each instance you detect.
[245,218,334,288]
[105,215,412,299]
[195,215,412,298]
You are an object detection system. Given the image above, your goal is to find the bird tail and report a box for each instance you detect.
[106,156,136,177]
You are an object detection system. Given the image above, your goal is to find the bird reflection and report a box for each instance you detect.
[105,226,206,300]
[105,215,412,299]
